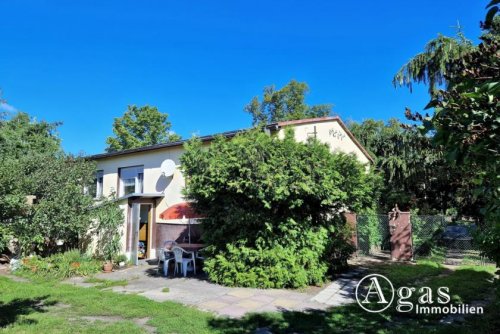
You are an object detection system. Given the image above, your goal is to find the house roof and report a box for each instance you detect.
[90,116,373,163]
[89,130,243,160]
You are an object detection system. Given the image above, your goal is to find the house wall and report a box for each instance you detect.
[98,146,186,217]
[94,118,371,259]
[274,119,371,165]
[96,146,186,258]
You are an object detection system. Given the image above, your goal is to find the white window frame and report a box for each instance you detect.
[95,170,104,199]
[119,166,144,196]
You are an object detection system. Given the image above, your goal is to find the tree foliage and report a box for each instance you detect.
[0,112,61,158]
[245,80,332,126]
[393,33,474,95]
[349,119,476,214]
[0,112,65,243]
[0,112,122,257]
[396,3,500,263]
[181,130,379,288]
[106,105,180,152]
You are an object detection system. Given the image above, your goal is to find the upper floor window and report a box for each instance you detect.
[95,170,104,198]
[119,166,144,196]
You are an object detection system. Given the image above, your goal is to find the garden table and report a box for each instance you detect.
[176,243,205,253]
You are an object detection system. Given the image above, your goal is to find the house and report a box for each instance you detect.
[90,116,373,263]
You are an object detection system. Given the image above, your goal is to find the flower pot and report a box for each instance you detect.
[103,262,113,273]
[118,261,125,268]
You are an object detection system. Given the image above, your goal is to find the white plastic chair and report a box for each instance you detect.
[172,246,196,277]
[157,240,177,276]
[196,248,205,261]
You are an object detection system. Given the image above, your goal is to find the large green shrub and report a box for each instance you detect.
[204,224,329,288]
[182,129,379,288]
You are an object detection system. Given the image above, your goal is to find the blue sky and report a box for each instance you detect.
[0,1,484,154]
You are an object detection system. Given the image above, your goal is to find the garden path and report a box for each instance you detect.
[64,264,360,318]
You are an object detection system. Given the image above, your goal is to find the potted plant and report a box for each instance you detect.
[102,235,120,273]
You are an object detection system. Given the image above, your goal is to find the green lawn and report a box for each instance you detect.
[82,277,129,290]
[0,261,497,334]
[0,276,214,334]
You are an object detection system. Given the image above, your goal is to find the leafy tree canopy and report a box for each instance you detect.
[0,111,121,256]
[349,118,477,215]
[393,32,474,95]
[106,105,181,152]
[0,112,61,158]
[395,2,499,263]
[245,80,332,126]
[181,130,379,287]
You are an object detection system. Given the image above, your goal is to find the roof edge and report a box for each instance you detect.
[90,116,374,163]
[89,130,242,160]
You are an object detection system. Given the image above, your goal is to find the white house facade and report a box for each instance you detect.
[90,116,373,263]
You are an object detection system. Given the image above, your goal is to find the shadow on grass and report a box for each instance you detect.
[208,305,391,334]
[0,296,56,327]
[208,263,497,334]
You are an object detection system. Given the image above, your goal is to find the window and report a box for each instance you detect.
[119,166,144,196]
[95,170,104,198]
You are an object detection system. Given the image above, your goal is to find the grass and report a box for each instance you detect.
[0,276,214,334]
[210,261,498,333]
[372,258,496,305]
[161,287,170,293]
[0,260,497,333]
[426,265,496,304]
[374,259,444,286]
[83,277,128,289]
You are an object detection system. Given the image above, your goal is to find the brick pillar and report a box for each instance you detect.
[344,212,358,251]
[388,211,412,261]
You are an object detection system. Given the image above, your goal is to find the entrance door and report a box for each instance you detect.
[130,203,152,265]
[138,204,151,259]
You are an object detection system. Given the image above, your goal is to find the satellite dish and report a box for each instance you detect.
[160,159,176,177]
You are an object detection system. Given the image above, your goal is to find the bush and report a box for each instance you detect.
[0,225,11,253]
[323,219,356,274]
[182,130,378,288]
[113,254,128,264]
[17,249,101,280]
[93,196,124,262]
[204,227,329,289]
[356,210,384,254]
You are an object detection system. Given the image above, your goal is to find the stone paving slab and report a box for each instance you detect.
[63,264,365,318]
[310,267,367,306]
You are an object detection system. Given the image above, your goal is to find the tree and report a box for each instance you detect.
[0,112,61,158]
[244,80,332,126]
[181,130,379,288]
[0,112,98,256]
[393,33,474,95]
[106,105,181,152]
[348,119,476,215]
[394,3,500,263]
[0,112,63,241]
